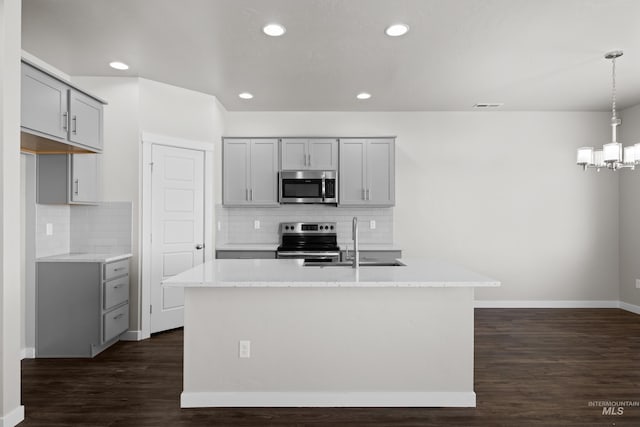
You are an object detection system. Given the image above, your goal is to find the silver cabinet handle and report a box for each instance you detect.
[72,115,77,134]
[113,267,125,272]
[245,188,249,201]
[366,189,370,200]
[362,189,366,200]
[62,112,68,131]
[303,154,307,166]
[114,314,125,320]
[74,179,79,195]
[249,188,253,201]
[113,284,123,289]
[307,153,311,167]
[195,244,204,250]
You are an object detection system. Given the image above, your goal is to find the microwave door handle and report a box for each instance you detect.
[321,179,326,201]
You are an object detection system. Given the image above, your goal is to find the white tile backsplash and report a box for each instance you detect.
[70,202,132,253]
[216,204,393,246]
[35,204,70,258]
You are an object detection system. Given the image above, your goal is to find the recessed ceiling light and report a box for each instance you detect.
[239,92,254,99]
[473,103,504,108]
[109,61,129,70]
[263,23,286,37]
[356,92,372,100]
[385,24,409,37]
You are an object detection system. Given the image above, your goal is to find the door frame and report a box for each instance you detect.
[140,132,214,339]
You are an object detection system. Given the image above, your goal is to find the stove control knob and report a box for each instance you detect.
[320,226,324,230]
[330,225,334,230]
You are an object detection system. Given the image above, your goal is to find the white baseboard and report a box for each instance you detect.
[475,300,620,309]
[620,301,640,315]
[20,347,35,360]
[181,391,476,408]
[120,330,145,341]
[0,405,24,427]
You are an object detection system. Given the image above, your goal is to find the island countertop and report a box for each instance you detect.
[163,258,500,288]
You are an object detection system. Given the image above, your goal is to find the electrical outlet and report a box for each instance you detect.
[636,279,640,289]
[369,220,376,230]
[46,223,53,236]
[239,340,251,358]
[254,220,260,230]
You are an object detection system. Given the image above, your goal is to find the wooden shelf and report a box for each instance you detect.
[21,132,93,154]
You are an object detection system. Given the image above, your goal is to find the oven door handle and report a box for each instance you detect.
[277,251,340,257]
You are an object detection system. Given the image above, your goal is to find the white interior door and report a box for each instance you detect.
[151,144,205,333]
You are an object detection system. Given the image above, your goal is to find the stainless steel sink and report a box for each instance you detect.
[303,260,406,267]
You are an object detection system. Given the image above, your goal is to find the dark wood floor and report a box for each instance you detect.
[21,309,640,426]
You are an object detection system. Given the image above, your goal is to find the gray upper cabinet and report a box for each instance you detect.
[21,61,105,153]
[223,138,279,206]
[339,138,395,206]
[21,62,69,141]
[70,154,99,203]
[68,89,104,151]
[37,154,99,205]
[281,138,338,170]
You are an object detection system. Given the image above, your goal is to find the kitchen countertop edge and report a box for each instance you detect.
[36,252,133,263]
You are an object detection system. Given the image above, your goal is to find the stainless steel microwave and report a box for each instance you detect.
[279,170,337,204]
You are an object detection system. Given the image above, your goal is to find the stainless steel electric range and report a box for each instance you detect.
[276,222,340,263]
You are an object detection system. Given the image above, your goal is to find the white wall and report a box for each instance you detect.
[70,76,226,333]
[0,0,24,424]
[619,104,640,306]
[225,111,619,302]
[139,78,227,204]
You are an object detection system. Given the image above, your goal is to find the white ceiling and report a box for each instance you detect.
[21,0,640,112]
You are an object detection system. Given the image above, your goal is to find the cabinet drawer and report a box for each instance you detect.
[103,275,129,310]
[103,304,129,343]
[104,259,129,281]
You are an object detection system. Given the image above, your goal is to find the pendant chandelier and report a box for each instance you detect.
[577,50,638,171]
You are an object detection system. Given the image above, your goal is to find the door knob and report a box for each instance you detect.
[195,244,204,250]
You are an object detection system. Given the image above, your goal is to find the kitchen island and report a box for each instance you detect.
[163,258,499,408]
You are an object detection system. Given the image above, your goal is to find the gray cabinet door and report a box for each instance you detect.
[281,138,308,170]
[223,139,251,205]
[309,138,338,170]
[339,139,367,205]
[250,139,279,205]
[366,138,395,206]
[339,138,395,206]
[70,154,99,204]
[21,62,69,141]
[69,89,103,151]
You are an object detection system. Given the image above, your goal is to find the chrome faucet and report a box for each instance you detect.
[352,216,359,269]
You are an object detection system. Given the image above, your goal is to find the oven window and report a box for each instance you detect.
[282,179,322,198]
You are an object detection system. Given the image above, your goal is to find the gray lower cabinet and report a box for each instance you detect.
[36,153,99,204]
[216,250,276,259]
[341,250,402,263]
[21,61,104,152]
[36,259,130,357]
[222,138,279,206]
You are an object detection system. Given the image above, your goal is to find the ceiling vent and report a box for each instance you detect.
[473,103,504,108]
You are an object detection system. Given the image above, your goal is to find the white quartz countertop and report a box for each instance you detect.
[216,244,278,251]
[163,258,500,288]
[36,253,132,263]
